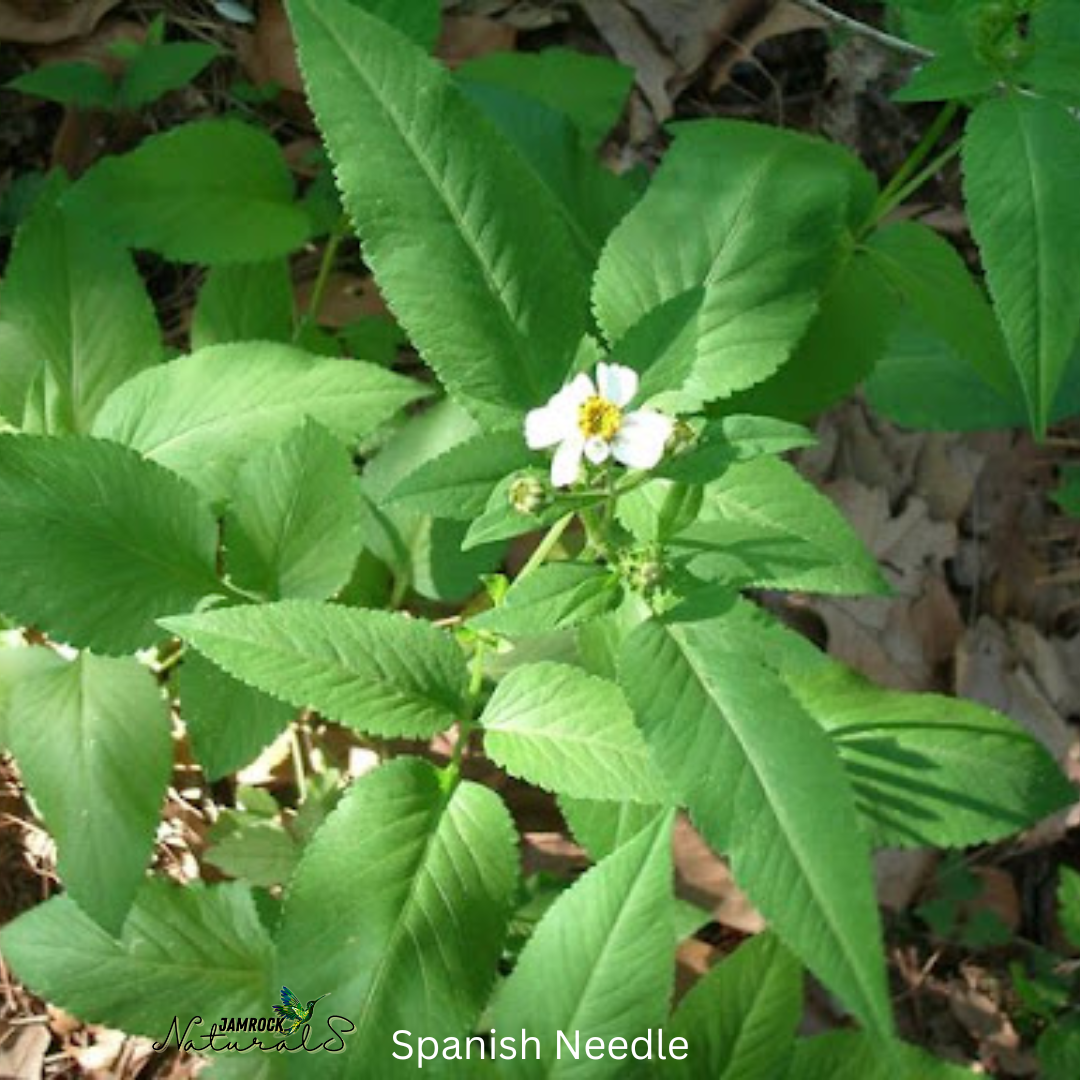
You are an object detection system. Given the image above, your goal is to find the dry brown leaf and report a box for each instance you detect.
[245,0,303,94]
[522,831,588,877]
[874,848,938,912]
[673,817,765,935]
[0,1019,49,1080]
[68,1026,126,1075]
[967,867,1022,934]
[437,14,516,66]
[26,13,142,68]
[579,0,677,118]
[710,0,825,91]
[1012,621,1080,719]
[956,618,1075,765]
[0,0,122,45]
[955,618,1080,848]
[625,0,751,81]
[294,272,388,328]
[674,938,719,1001]
[811,482,960,690]
[948,974,1038,1076]
[913,434,983,524]
[234,0,311,123]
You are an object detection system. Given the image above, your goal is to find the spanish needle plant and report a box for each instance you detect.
[0,0,1075,1077]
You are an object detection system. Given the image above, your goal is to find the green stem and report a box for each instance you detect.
[156,643,185,676]
[219,579,270,606]
[388,570,410,610]
[865,101,960,231]
[873,139,963,224]
[447,639,488,785]
[293,214,349,342]
[579,507,607,560]
[516,512,574,581]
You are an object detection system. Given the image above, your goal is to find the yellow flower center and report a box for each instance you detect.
[578,396,622,441]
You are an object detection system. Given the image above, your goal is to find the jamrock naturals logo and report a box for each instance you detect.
[153,986,354,1055]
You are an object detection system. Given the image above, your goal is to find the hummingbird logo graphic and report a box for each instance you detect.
[272,986,331,1036]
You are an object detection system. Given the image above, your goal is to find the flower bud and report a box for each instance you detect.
[509,474,548,515]
[665,419,696,457]
[621,543,665,594]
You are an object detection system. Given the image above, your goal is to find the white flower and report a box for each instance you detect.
[525,363,674,488]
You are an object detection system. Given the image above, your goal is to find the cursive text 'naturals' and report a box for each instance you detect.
[392,1029,689,1067]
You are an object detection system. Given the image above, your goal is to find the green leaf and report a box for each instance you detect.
[1058,866,1080,951]
[664,591,827,676]
[457,48,633,149]
[787,665,1076,849]
[346,0,441,51]
[190,260,294,349]
[63,120,310,264]
[663,934,802,1080]
[360,397,509,600]
[867,311,1080,432]
[559,797,666,861]
[714,247,899,422]
[469,563,622,638]
[339,314,405,365]
[116,41,219,110]
[178,653,295,781]
[93,343,425,502]
[963,94,1080,434]
[0,880,273,1038]
[8,62,116,108]
[1027,0,1080,102]
[205,818,300,889]
[480,662,669,802]
[658,415,816,484]
[492,814,675,1077]
[162,601,467,739]
[673,457,888,596]
[786,1032,976,1080]
[0,186,161,433]
[1052,465,1080,519]
[463,473,603,551]
[593,121,849,407]
[620,619,891,1038]
[865,221,1015,398]
[462,472,556,550]
[616,480,702,544]
[409,517,506,604]
[0,645,66,750]
[608,287,703,412]
[865,312,1024,431]
[288,0,590,426]
[460,81,636,266]
[575,592,654,681]
[386,431,538,520]
[225,419,363,599]
[275,757,518,1078]
[0,435,220,654]
[893,51,998,103]
[1039,1017,1080,1080]
[5,654,170,934]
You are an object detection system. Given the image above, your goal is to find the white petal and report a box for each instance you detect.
[564,372,596,407]
[596,362,638,407]
[611,409,673,471]
[583,436,611,464]
[525,404,574,449]
[551,434,586,487]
